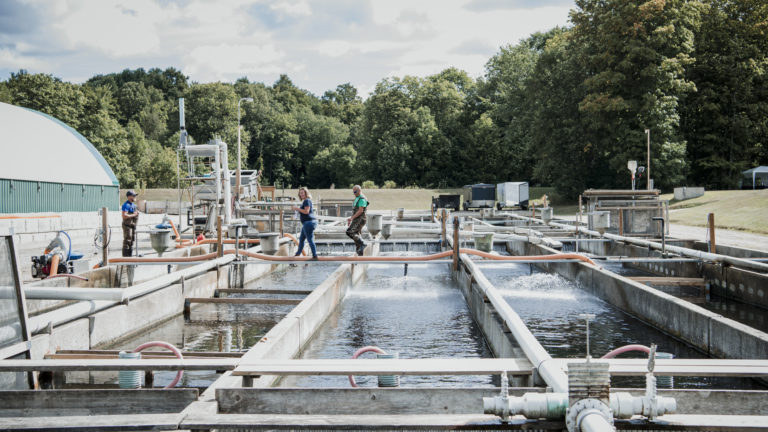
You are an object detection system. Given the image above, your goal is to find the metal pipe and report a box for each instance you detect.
[219,139,232,225]
[316,226,441,235]
[214,144,221,214]
[114,257,693,266]
[45,273,88,281]
[27,255,234,334]
[228,249,598,266]
[579,411,615,432]
[513,213,768,274]
[229,259,456,265]
[24,287,123,301]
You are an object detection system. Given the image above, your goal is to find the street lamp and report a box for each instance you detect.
[645,129,651,190]
[236,97,254,202]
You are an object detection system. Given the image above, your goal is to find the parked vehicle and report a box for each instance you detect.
[462,184,495,210]
[431,194,461,210]
[496,182,529,210]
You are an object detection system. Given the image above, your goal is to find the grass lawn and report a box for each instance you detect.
[662,189,768,234]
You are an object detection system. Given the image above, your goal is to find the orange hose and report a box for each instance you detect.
[107,247,596,267]
[227,249,598,266]
[458,249,598,267]
[168,219,196,247]
[283,233,306,256]
[49,254,60,276]
[195,238,260,245]
[168,219,182,240]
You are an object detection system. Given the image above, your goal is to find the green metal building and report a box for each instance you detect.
[0,102,120,213]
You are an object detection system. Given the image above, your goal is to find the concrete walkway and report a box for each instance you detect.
[669,224,768,253]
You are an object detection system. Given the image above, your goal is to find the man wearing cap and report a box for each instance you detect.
[122,190,139,257]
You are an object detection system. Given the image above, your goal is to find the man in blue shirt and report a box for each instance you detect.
[121,190,139,257]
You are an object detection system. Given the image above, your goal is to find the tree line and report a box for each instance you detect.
[1,0,765,200]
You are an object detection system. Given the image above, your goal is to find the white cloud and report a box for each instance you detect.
[1,0,573,95]
[184,43,285,81]
[0,46,49,71]
[51,0,163,57]
[315,40,352,58]
[270,0,312,17]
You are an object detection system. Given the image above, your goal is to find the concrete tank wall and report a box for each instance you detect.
[506,240,768,360]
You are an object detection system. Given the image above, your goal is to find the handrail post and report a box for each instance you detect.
[453,217,460,271]
[101,207,109,267]
[431,203,435,223]
[441,209,447,248]
[708,213,716,254]
[618,209,624,235]
[217,216,223,258]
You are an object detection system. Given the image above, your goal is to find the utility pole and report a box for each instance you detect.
[645,129,651,190]
[236,97,254,202]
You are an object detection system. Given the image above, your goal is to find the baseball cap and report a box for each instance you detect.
[126,190,137,197]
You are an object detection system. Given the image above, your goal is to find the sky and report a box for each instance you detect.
[0,0,573,97]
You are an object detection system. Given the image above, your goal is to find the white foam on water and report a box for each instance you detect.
[496,273,581,301]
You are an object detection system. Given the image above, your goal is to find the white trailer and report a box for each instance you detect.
[496,182,529,210]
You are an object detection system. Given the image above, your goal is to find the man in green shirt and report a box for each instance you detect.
[346,184,369,256]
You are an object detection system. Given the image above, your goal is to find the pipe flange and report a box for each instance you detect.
[566,398,613,432]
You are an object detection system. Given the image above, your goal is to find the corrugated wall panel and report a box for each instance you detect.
[0,179,119,213]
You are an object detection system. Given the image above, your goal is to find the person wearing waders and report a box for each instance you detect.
[121,190,139,257]
[346,185,369,256]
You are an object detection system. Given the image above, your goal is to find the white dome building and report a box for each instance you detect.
[0,102,119,213]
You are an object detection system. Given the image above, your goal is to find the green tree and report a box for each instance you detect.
[356,78,442,186]
[321,83,363,125]
[481,35,546,184]
[5,70,85,129]
[79,89,133,186]
[307,143,357,188]
[137,101,169,142]
[527,30,598,199]
[184,83,239,165]
[571,0,700,190]
[117,81,164,124]
[291,106,350,185]
[682,0,768,188]
[272,74,320,113]
[0,82,12,103]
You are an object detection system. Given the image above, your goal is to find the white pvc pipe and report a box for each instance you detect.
[26,255,234,334]
[219,140,232,225]
[214,145,221,218]
[579,411,615,432]
[315,226,442,235]
[24,287,124,302]
[461,255,568,393]
[120,254,234,301]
